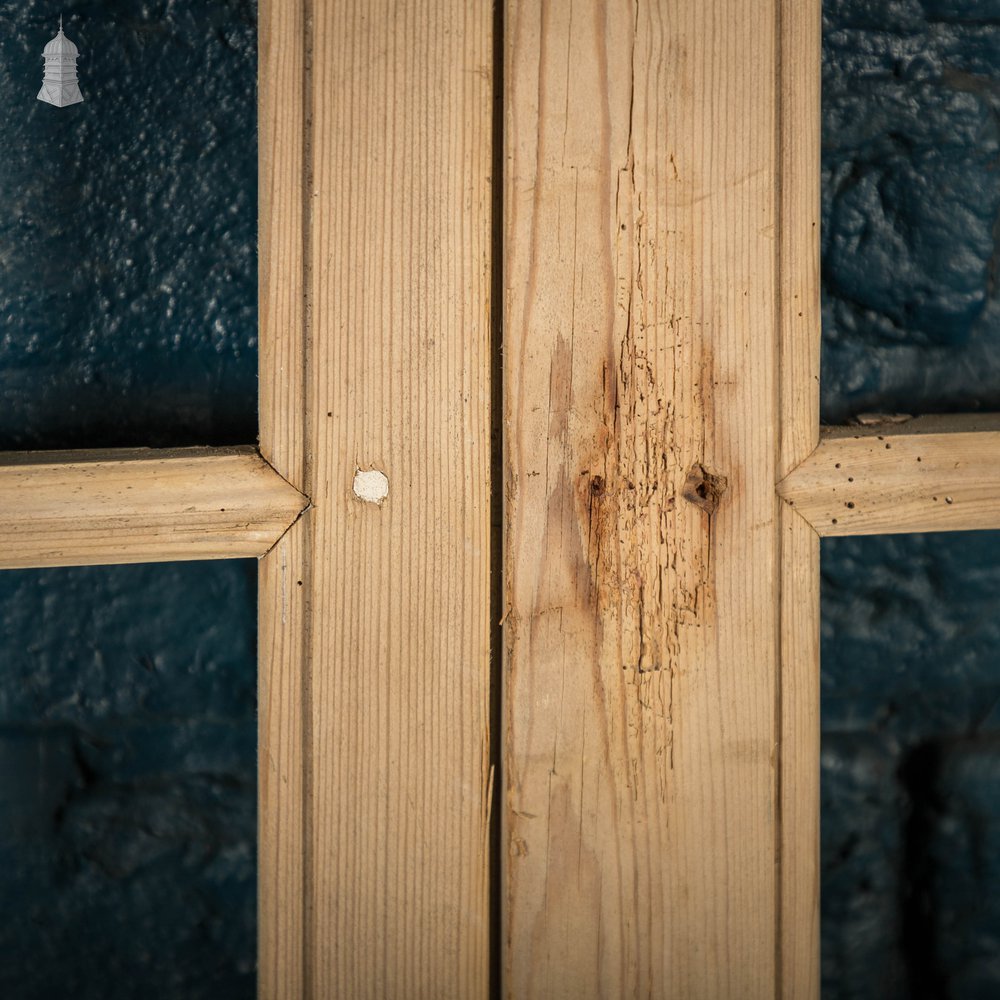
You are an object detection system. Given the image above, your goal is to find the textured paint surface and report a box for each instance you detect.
[0,2,257,450]
[0,2,258,998]
[0,562,257,999]
[823,532,1000,998]
[823,0,1000,423]
[822,0,1000,996]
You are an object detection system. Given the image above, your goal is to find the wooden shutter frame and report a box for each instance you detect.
[0,3,995,996]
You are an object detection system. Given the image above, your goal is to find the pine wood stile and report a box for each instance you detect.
[502,1,800,996]
[258,1,828,996]
[258,1,309,997]
[776,1,822,998]
[258,1,495,998]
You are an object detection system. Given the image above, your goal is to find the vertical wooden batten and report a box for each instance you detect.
[259,1,494,997]
[259,0,309,996]
[777,2,822,998]
[503,1,784,995]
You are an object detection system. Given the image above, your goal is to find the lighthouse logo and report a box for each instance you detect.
[37,16,84,108]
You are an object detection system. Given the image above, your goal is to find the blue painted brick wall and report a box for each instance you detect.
[822,1,1000,995]
[822,533,1000,996]
[0,1,258,450]
[823,0,1000,422]
[0,563,258,999]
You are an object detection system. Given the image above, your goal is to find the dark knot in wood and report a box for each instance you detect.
[682,463,728,516]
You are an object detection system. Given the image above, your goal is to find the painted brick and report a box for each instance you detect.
[822,0,1000,422]
[0,563,257,999]
[0,0,258,451]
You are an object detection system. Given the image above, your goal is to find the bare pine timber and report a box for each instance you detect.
[779,415,1000,537]
[258,1,309,996]
[777,511,820,1000]
[0,447,306,570]
[777,1,822,997]
[258,1,495,997]
[259,0,306,491]
[503,1,794,995]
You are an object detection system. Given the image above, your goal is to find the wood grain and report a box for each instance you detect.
[503,1,780,995]
[0,447,305,570]
[777,1,822,997]
[259,0,307,491]
[778,507,820,1000]
[778,415,1000,537]
[259,1,494,996]
[258,1,310,996]
[259,515,310,1000]
[777,0,821,485]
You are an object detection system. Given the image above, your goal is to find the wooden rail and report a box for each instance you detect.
[779,415,1000,537]
[0,447,307,569]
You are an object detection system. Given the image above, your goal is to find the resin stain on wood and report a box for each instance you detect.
[503,0,784,995]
